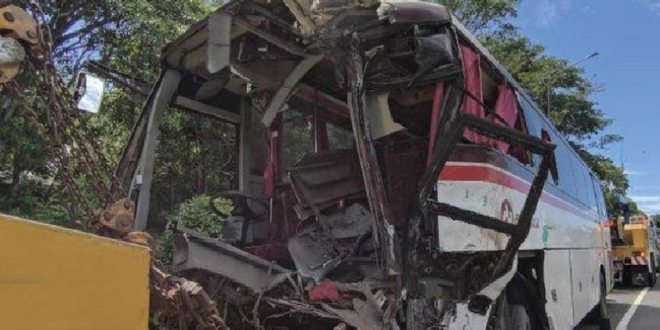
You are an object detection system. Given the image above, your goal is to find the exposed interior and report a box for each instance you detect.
[122,1,553,328]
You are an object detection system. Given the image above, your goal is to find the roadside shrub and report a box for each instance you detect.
[155,195,231,263]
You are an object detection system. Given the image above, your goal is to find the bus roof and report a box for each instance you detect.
[158,0,602,185]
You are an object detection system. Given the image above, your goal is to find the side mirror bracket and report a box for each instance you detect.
[73,72,106,113]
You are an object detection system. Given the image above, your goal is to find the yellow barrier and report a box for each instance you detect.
[0,214,150,330]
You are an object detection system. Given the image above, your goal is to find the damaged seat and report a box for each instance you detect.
[209,190,268,246]
[287,149,365,219]
[286,149,380,282]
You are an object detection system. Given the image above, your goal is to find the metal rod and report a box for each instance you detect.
[546,51,599,114]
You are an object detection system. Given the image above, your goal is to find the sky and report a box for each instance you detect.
[513,0,660,213]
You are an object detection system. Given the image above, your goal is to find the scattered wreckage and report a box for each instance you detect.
[118,0,558,329]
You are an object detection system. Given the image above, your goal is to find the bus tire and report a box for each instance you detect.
[492,292,532,330]
[491,275,542,330]
[588,271,611,330]
[649,259,657,287]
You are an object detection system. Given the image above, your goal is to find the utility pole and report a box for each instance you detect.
[546,51,599,114]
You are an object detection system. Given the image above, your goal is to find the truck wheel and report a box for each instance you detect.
[623,268,632,287]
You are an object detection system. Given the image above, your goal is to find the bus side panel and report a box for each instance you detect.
[436,164,597,252]
[570,249,601,325]
[436,179,542,251]
[544,250,575,330]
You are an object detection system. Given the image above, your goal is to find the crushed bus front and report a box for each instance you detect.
[121,1,559,329]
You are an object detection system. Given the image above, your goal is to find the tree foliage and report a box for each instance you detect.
[0,0,216,224]
[155,195,231,263]
[1,0,633,222]
[432,0,520,35]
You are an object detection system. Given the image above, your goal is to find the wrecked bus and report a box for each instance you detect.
[116,1,612,329]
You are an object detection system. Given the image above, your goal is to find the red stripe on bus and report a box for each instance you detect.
[439,164,595,221]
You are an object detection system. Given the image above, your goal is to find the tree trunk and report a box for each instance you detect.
[0,94,17,165]
[9,154,22,204]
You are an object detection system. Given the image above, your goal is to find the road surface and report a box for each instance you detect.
[599,284,660,330]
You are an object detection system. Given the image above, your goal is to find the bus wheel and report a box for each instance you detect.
[587,271,611,330]
[492,292,531,330]
[649,259,657,287]
[491,276,540,330]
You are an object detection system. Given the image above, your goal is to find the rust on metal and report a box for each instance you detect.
[0,5,39,45]
[94,198,136,235]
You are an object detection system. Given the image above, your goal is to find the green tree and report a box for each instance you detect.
[4,0,631,224]
[155,195,231,263]
[0,0,217,225]
[431,0,520,35]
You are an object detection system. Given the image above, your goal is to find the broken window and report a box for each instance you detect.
[150,108,239,229]
[282,108,314,170]
[461,43,486,145]
[542,129,560,185]
[459,41,530,165]
[327,121,353,150]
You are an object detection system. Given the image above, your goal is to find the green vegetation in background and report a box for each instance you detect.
[0,0,631,232]
[155,195,232,263]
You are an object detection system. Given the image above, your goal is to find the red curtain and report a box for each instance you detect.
[491,84,519,153]
[461,43,520,154]
[460,43,485,144]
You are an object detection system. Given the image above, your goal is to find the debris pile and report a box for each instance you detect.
[172,202,403,330]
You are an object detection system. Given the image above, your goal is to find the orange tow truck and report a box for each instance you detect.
[611,212,659,286]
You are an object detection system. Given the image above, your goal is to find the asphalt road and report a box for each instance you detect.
[601,283,660,330]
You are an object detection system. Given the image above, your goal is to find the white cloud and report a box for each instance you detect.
[625,169,644,176]
[537,0,558,27]
[629,196,660,203]
[536,0,572,27]
[629,195,660,213]
[582,5,595,14]
[639,202,660,213]
[650,2,660,14]
[630,185,660,192]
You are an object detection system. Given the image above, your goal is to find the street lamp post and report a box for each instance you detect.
[546,51,599,114]
[621,150,648,174]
